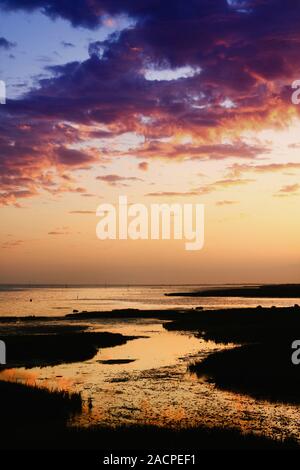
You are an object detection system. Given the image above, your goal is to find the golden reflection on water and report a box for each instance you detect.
[1,319,300,442]
[0,285,298,317]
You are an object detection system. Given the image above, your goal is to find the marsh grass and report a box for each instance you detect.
[189,343,300,404]
[1,331,136,368]
[0,380,82,421]
[1,422,298,450]
[164,306,300,344]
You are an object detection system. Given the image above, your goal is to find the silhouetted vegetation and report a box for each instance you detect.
[0,331,137,368]
[1,306,300,449]
[166,284,300,298]
[0,380,82,422]
[165,306,300,404]
[66,308,186,320]
[164,306,300,344]
[97,359,136,364]
[1,421,298,450]
[189,343,300,403]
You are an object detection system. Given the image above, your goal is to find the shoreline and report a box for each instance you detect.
[166,283,300,298]
[1,303,299,322]
[1,305,300,449]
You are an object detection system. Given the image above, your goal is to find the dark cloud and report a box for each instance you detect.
[130,141,268,161]
[55,146,96,166]
[0,116,95,204]
[61,41,75,48]
[0,0,103,28]
[0,1,221,29]
[0,36,16,50]
[1,1,300,205]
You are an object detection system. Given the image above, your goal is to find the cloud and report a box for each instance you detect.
[1,0,300,205]
[55,146,96,167]
[138,161,148,171]
[229,162,300,177]
[1,239,24,249]
[61,41,75,48]
[146,191,199,197]
[48,226,70,235]
[0,0,103,28]
[81,193,98,197]
[69,210,94,214]
[0,189,37,207]
[216,200,239,206]
[96,174,143,187]
[146,178,254,198]
[275,183,300,196]
[48,231,67,235]
[0,36,16,50]
[128,141,268,161]
[209,178,255,189]
[0,117,98,205]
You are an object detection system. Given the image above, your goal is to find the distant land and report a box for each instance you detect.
[166,284,300,298]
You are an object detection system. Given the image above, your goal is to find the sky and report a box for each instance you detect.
[0,0,299,284]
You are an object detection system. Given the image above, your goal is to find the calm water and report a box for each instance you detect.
[1,284,299,443]
[1,318,300,442]
[0,284,298,317]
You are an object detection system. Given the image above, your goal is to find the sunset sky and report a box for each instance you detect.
[0,0,299,284]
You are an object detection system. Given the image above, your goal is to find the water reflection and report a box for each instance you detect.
[1,319,300,442]
[0,284,298,316]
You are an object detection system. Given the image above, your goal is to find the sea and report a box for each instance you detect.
[0,284,298,317]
